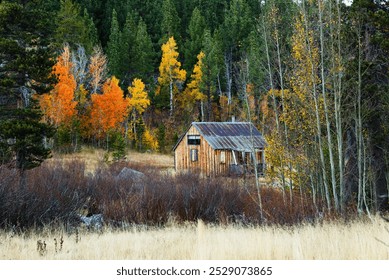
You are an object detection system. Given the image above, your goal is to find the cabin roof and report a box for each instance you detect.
[173,122,266,152]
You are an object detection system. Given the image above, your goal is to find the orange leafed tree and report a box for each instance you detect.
[39,45,77,128]
[89,76,128,139]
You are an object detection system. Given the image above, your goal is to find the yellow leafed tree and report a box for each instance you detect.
[157,36,186,115]
[127,78,150,143]
[285,13,321,146]
[127,78,150,115]
[180,51,205,118]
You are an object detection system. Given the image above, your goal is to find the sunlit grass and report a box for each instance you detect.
[1,218,388,260]
[47,147,174,175]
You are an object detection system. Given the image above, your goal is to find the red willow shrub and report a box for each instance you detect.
[0,160,331,230]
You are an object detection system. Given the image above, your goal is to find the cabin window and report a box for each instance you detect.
[190,149,198,162]
[187,135,201,145]
[220,151,226,164]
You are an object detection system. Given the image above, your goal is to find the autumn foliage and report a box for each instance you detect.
[89,77,128,139]
[127,78,150,115]
[39,45,77,128]
[157,36,186,115]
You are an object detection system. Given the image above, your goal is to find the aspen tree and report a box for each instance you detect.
[157,36,186,116]
[290,8,331,210]
[318,0,339,211]
[236,58,263,221]
[127,78,150,145]
[182,51,206,120]
[328,0,345,212]
[89,46,107,94]
[89,77,128,145]
[39,45,77,128]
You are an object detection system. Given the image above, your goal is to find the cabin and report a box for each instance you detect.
[173,122,267,177]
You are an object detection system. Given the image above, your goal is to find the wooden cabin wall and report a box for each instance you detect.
[175,125,266,176]
[175,126,231,176]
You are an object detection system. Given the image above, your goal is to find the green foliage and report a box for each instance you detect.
[120,11,137,82]
[161,0,181,43]
[55,126,72,152]
[133,18,155,83]
[0,0,56,172]
[222,0,254,53]
[109,131,126,161]
[184,7,206,74]
[55,0,97,52]
[106,9,121,78]
[157,124,166,153]
[0,108,54,171]
[135,118,145,151]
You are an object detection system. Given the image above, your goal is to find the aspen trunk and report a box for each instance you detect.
[301,1,331,211]
[318,0,339,211]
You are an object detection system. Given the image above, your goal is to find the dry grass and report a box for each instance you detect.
[47,147,174,174]
[1,218,388,260]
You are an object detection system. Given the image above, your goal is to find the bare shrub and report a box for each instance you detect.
[0,159,344,231]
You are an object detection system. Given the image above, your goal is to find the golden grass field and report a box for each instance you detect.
[1,218,388,260]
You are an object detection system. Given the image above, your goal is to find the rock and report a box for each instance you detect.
[116,167,145,181]
[78,214,104,231]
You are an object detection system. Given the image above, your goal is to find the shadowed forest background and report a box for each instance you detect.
[0,0,388,230]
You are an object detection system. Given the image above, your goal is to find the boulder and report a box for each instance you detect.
[116,167,145,181]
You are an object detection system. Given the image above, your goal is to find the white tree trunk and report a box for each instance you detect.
[318,0,339,211]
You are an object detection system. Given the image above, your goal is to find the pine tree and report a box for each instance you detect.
[106,9,122,78]
[184,7,206,74]
[161,0,181,42]
[133,18,155,83]
[82,8,99,53]
[201,29,223,121]
[120,11,137,82]
[55,0,97,52]
[0,1,55,180]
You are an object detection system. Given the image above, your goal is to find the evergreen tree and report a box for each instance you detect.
[197,0,227,33]
[55,0,97,52]
[184,7,206,74]
[106,9,122,79]
[82,8,99,52]
[161,0,181,43]
[133,18,155,83]
[120,11,138,84]
[0,1,55,179]
[201,29,224,121]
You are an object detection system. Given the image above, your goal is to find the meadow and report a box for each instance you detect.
[1,149,388,260]
[1,218,388,260]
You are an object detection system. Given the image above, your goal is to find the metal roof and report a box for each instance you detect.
[174,122,266,152]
